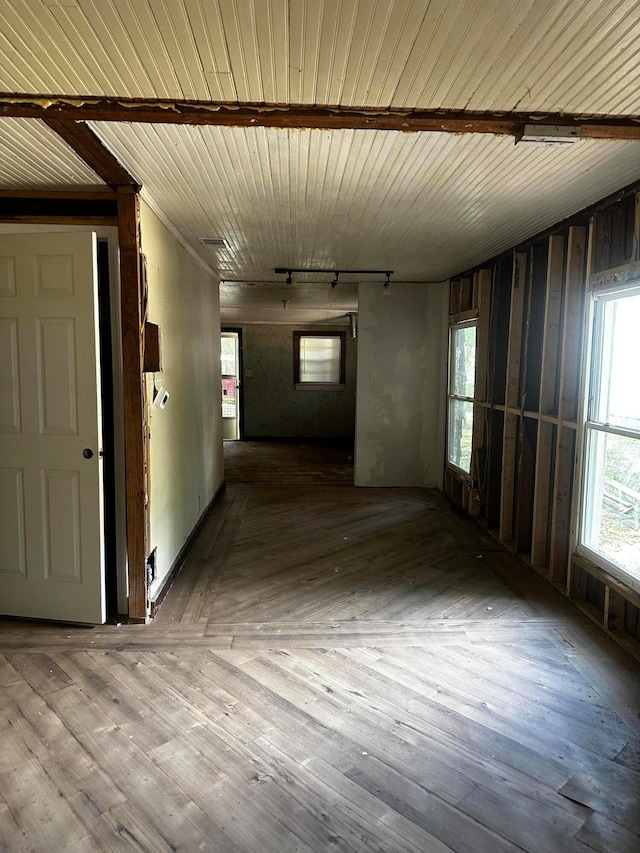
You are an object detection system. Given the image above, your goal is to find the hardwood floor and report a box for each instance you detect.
[2,440,640,852]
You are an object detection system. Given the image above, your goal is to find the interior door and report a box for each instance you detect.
[0,232,106,624]
[221,330,241,440]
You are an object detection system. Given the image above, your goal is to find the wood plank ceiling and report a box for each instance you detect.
[0,117,102,187]
[1,0,639,112]
[0,0,640,322]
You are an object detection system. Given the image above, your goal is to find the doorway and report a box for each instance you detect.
[0,224,126,623]
[221,328,243,440]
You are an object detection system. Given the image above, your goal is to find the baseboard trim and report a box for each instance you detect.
[150,480,226,617]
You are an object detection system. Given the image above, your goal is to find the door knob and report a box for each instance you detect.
[83,448,94,459]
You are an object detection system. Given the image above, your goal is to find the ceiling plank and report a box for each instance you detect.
[43,118,140,187]
[0,94,638,140]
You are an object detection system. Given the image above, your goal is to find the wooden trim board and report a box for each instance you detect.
[117,187,148,621]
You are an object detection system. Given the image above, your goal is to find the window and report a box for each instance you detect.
[579,285,640,583]
[294,331,346,388]
[447,322,476,474]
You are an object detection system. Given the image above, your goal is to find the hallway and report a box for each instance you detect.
[1,442,640,851]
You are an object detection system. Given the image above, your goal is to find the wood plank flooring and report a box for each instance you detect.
[2,440,640,852]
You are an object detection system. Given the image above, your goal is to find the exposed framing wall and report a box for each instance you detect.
[445,190,640,661]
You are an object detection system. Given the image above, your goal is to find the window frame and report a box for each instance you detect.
[293,330,347,390]
[446,319,477,477]
[577,280,640,589]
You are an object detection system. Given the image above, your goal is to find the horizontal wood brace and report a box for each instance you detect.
[444,462,472,483]
[0,215,118,225]
[0,195,118,219]
[571,554,640,610]
[449,308,479,323]
[0,188,116,199]
[588,262,636,288]
[2,94,640,138]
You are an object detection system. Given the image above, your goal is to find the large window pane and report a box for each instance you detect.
[220,336,236,376]
[447,322,476,475]
[591,290,640,430]
[451,325,476,398]
[299,336,341,383]
[448,399,474,473]
[583,430,640,578]
[581,284,640,583]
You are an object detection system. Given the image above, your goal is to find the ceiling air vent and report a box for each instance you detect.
[201,237,230,249]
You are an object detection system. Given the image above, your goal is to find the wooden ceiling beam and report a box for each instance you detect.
[0,188,115,199]
[0,94,639,139]
[43,117,140,188]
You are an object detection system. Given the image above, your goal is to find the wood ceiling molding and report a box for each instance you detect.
[43,117,140,188]
[2,94,640,140]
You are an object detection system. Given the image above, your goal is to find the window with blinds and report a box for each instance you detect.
[294,332,346,388]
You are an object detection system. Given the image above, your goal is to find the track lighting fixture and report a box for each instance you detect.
[275,267,394,286]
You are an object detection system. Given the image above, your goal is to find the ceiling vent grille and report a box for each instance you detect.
[201,237,229,248]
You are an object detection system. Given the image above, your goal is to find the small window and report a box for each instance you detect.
[447,322,477,474]
[294,331,346,389]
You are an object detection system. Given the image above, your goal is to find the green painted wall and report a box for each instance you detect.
[242,324,357,439]
[141,202,223,595]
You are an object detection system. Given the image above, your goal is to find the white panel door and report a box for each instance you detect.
[0,232,106,624]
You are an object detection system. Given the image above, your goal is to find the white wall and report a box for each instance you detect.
[355,282,448,487]
[140,202,223,595]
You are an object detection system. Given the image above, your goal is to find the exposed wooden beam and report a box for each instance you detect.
[43,118,139,188]
[0,188,115,199]
[117,187,148,622]
[0,215,117,225]
[1,93,640,139]
[0,192,118,222]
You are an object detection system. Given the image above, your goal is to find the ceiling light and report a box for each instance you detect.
[515,124,581,146]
